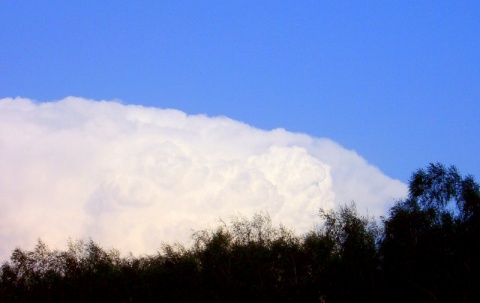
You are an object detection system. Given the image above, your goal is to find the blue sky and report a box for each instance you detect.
[1,1,479,182]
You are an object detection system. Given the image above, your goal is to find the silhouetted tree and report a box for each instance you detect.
[381,163,480,302]
[192,213,305,302]
[304,203,380,303]
[1,163,478,302]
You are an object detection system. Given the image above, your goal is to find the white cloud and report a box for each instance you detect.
[0,97,407,260]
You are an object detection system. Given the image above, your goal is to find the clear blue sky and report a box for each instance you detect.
[1,1,479,182]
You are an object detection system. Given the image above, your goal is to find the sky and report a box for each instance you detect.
[0,1,479,258]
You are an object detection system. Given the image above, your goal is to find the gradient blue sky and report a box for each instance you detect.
[1,1,479,182]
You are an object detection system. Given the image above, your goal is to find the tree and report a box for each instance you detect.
[304,202,381,303]
[408,163,479,220]
[1,163,478,302]
[381,163,480,302]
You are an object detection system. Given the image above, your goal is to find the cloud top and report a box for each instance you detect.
[0,97,406,259]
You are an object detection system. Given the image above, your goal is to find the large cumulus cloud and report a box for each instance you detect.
[0,97,407,260]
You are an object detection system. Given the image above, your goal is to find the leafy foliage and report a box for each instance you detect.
[0,163,478,302]
[381,163,480,302]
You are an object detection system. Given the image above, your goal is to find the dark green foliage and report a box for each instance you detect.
[301,203,380,303]
[192,213,306,302]
[1,163,478,302]
[381,163,480,302]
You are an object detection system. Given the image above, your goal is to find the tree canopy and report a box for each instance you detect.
[1,163,479,302]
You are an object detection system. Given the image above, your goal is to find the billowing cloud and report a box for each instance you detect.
[0,97,407,260]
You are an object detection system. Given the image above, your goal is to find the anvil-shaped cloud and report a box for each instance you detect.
[0,97,407,260]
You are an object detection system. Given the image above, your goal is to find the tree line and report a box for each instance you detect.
[1,163,479,302]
